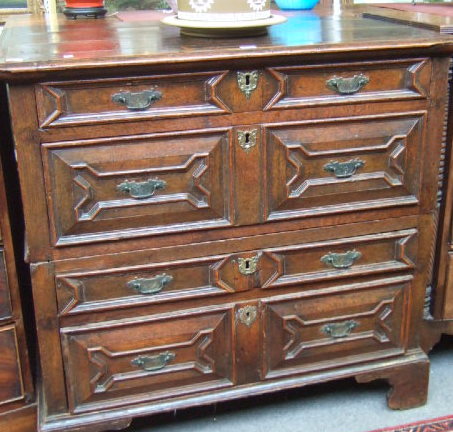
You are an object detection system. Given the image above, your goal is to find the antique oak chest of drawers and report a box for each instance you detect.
[1,11,453,432]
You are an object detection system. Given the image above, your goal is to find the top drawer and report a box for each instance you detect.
[35,71,233,129]
[264,59,431,110]
[34,59,432,130]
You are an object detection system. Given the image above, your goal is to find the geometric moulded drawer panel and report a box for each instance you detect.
[60,306,234,413]
[55,253,231,316]
[262,278,409,379]
[259,229,417,289]
[264,113,425,222]
[264,59,431,110]
[35,71,231,129]
[42,129,233,246]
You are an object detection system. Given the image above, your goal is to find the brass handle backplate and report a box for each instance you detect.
[324,159,365,178]
[117,178,166,199]
[237,305,258,327]
[112,89,162,110]
[131,351,175,372]
[127,274,173,295]
[321,320,359,338]
[321,250,361,269]
[238,255,260,275]
[237,71,259,99]
[326,74,369,95]
[238,129,257,153]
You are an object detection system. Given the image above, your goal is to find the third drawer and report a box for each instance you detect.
[55,227,418,317]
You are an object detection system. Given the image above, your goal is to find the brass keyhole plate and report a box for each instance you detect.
[237,71,259,99]
[238,129,258,152]
[237,305,258,327]
[237,255,259,275]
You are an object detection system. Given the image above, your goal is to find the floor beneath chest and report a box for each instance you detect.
[125,336,453,432]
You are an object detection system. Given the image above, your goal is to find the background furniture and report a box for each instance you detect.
[1,10,453,432]
[357,3,453,348]
[0,85,35,430]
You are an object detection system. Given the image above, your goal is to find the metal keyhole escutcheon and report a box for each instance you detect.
[238,129,257,153]
[237,71,259,99]
[237,305,258,327]
[237,255,260,275]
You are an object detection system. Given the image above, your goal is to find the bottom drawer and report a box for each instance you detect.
[62,275,412,413]
[61,306,234,413]
[0,325,24,406]
[262,277,410,379]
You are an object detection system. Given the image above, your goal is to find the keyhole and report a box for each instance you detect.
[245,259,250,269]
[245,74,250,86]
[245,311,250,318]
[245,133,250,144]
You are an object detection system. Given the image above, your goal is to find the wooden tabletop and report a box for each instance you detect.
[359,4,453,34]
[1,9,453,80]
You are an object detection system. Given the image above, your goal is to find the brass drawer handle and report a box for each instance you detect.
[237,305,258,327]
[238,255,260,275]
[321,250,361,269]
[131,351,176,372]
[238,129,257,152]
[326,74,369,95]
[321,320,359,338]
[117,178,166,199]
[237,71,259,99]
[127,274,173,295]
[324,159,364,178]
[112,89,162,110]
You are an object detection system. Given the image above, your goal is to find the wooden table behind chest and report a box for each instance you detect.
[1,12,452,432]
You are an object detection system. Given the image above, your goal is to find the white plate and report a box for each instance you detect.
[161,14,287,37]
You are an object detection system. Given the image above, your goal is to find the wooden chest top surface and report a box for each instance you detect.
[1,11,453,79]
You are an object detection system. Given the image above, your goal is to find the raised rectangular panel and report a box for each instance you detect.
[258,229,417,290]
[262,278,409,379]
[264,59,431,110]
[35,72,231,128]
[264,113,425,221]
[61,306,234,413]
[56,254,237,316]
[42,129,234,246]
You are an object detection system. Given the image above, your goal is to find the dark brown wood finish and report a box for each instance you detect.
[1,9,453,432]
